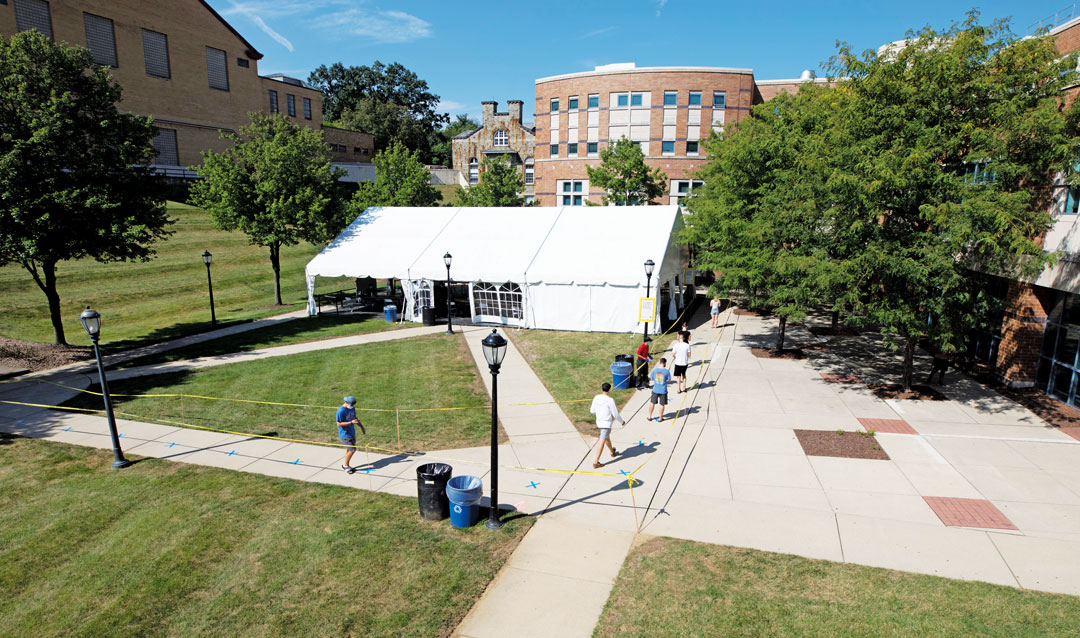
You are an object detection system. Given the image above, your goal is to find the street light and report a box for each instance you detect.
[201,250,216,327]
[78,306,132,469]
[444,252,454,335]
[643,259,655,340]
[481,328,507,530]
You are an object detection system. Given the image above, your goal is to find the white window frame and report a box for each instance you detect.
[471,281,525,326]
[493,129,509,147]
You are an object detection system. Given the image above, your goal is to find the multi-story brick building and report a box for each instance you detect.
[0,0,372,173]
[451,100,536,200]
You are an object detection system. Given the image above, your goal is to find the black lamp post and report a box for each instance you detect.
[202,250,216,327]
[643,259,655,340]
[481,328,507,530]
[444,252,454,335]
[79,306,132,469]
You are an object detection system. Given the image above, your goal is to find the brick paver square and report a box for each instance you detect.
[923,496,1017,530]
[1061,427,1080,442]
[858,417,918,435]
[820,372,863,384]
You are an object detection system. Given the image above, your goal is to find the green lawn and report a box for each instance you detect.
[510,328,678,436]
[595,536,1080,638]
[115,313,413,369]
[66,333,502,452]
[0,434,532,637]
[0,201,352,349]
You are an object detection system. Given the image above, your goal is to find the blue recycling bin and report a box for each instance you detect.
[446,475,483,528]
[384,303,397,323]
[610,361,633,390]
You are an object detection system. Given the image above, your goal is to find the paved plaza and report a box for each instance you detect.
[2,306,1079,637]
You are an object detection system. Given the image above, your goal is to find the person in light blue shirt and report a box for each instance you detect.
[648,358,672,422]
[336,396,366,473]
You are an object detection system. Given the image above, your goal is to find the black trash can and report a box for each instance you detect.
[416,463,452,520]
[422,307,436,326]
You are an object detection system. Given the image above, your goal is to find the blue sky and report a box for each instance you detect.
[209,1,1079,124]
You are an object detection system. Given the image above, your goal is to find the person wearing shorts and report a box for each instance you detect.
[648,358,672,422]
[672,331,691,393]
[589,382,625,468]
[336,396,366,474]
[710,297,721,328]
[635,337,653,389]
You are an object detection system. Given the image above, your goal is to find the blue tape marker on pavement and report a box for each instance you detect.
[167,442,177,448]
[617,469,630,476]
[16,420,26,425]
[62,427,72,431]
[363,467,373,474]
[292,459,301,465]
[637,440,644,446]
[526,481,540,489]
[117,433,124,437]
[226,450,237,456]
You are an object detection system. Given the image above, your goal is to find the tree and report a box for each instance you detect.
[350,142,441,212]
[0,32,170,345]
[586,138,667,205]
[190,114,346,306]
[827,12,1080,389]
[430,114,479,167]
[308,61,448,162]
[456,155,527,206]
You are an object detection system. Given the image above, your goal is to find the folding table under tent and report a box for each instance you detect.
[304,205,689,333]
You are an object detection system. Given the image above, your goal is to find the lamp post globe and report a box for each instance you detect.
[643,259,655,340]
[481,328,507,530]
[202,250,216,326]
[444,252,454,335]
[79,306,131,469]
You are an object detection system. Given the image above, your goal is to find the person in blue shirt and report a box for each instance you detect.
[647,358,672,422]
[336,396,366,473]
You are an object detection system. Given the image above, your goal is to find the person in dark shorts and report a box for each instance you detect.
[336,396,366,473]
[635,337,653,389]
[647,358,672,422]
[671,331,691,393]
[926,349,949,385]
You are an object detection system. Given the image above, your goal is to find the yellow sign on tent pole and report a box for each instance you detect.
[683,268,695,285]
[638,298,656,323]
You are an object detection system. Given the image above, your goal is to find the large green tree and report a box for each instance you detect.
[586,138,667,205]
[430,114,479,167]
[0,32,170,345]
[456,155,527,207]
[350,142,441,213]
[190,114,346,306]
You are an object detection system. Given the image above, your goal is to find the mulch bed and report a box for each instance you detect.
[733,308,771,317]
[0,337,93,373]
[994,386,1080,429]
[821,373,864,384]
[795,429,890,460]
[750,347,805,360]
[866,383,947,401]
[808,326,860,337]
[798,343,829,352]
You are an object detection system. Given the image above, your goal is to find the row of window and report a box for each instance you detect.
[268,90,312,120]
[549,91,725,112]
[466,158,535,185]
[548,140,699,157]
[548,179,703,207]
[329,144,370,155]
[12,0,244,91]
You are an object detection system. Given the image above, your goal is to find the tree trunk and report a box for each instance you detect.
[775,316,787,352]
[831,310,839,330]
[901,337,917,392]
[23,259,67,345]
[269,243,282,306]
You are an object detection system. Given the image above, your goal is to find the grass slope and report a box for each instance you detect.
[596,536,1080,638]
[0,434,532,637]
[0,202,351,348]
[66,333,501,452]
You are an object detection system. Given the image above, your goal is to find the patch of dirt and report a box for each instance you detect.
[997,387,1080,429]
[733,307,771,317]
[0,337,93,372]
[867,384,947,401]
[808,326,860,337]
[750,347,805,360]
[794,429,890,460]
[797,343,829,352]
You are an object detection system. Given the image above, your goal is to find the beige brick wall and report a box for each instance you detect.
[451,100,535,195]
[322,124,374,164]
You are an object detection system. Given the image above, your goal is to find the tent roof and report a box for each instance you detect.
[306,205,683,286]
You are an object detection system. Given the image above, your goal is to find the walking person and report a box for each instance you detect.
[589,382,625,468]
[635,337,653,390]
[647,358,672,422]
[336,396,366,474]
[710,297,722,328]
[925,348,950,385]
[672,331,692,393]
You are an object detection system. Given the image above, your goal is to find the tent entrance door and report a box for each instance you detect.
[470,281,525,327]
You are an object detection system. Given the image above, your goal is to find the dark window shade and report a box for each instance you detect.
[237,58,249,68]
[152,128,179,165]
[14,0,52,39]
[206,46,228,91]
[287,94,295,116]
[142,29,170,78]
[303,97,312,119]
[83,13,117,67]
[268,90,278,113]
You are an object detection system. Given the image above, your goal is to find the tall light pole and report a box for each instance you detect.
[444,252,454,335]
[79,306,132,469]
[643,259,655,340]
[202,250,216,327]
[481,329,507,530]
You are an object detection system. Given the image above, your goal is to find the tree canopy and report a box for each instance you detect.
[456,155,527,207]
[350,142,441,213]
[430,114,479,167]
[586,138,667,205]
[0,31,170,345]
[190,114,346,306]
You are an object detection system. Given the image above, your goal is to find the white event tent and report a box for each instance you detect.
[305,205,689,333]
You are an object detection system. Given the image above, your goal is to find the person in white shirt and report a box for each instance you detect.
[589,382,625,468]
[672,331,692,393]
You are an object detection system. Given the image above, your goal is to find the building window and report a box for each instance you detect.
[83,13,117,67]
[615,93,628,107]
[1065,184,1080,215]
[1037,292,1080,408]
[662,141,675,155]
[237,57,249,67]
[525,195,535,205]
[353,147,363,154]
[151,128,179,165]
[664,91,677,106]
[469,158,479,184]
[587,142,598,155]
[524,158,534,185]
[568,96,579,110]
[141,29,170,79]
[493,129,509,147]
[206,46,229,91]
[630,92,644,106]
[472,281,524,322]
[361,148,369,155]
[268,90,278,113]
[550,144,559,157]
[550,98,559,112]
[688,91,702,106]
[686,141,699,155]
[303,97,312,120]
[559,180,586,206]
[587,94,599,108]
[963,161,997,185]
[568,143,578,156]
[287,94,296,116]
[14,0,52,39]
[713,91,726,108]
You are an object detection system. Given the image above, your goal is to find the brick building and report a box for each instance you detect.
[451,100,536,200]
[0,0,371,173]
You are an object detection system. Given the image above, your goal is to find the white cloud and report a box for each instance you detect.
[312,8,433,43]
[579,26,617,39]
[655,0,668,17]
[438,100,468,114]
[227,1,295,51]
